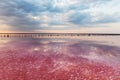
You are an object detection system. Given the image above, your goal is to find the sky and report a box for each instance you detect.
[0,0,120,33]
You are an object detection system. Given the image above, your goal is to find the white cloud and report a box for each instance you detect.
[0,0,120,32]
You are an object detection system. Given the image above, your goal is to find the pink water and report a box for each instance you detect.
[0,38,120,80]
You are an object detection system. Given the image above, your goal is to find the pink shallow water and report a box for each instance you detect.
[0,38,120,80]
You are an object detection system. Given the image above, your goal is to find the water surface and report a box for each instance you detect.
[0,37,120,80]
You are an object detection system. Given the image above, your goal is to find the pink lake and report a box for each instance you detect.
[0,37,120,80]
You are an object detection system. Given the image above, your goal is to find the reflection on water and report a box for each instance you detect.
[0,37,120,80]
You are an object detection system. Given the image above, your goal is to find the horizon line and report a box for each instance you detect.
[0,33,120,35]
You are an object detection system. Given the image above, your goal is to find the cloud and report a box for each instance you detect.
[69,0,120,25]
[0,0,41,31]
[69,11,120,25]
[0,0,120,31]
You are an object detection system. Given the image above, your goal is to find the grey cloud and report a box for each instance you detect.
[0,0,119,31]
[69,11,120,26]
[0,0,41,31]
